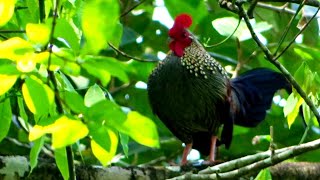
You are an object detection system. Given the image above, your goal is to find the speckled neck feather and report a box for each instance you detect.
[181,41,229,79]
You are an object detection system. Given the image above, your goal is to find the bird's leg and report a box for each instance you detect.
[181,143,193,165]
[208,135,217,162]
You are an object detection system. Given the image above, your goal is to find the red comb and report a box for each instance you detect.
[174,14,192,28]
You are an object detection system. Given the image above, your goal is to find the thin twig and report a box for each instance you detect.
[274,6,320,60]
[299,125,310,144]
[205,18,241,48]
[39,0,45,23]
[45,0,76,179]
[47,0,59,80]
[257,3,297,15]
[247,0,259,18]
[108,42,159,62]
[120,0,146,18]
[269,126,275,156]
[232,38,243,78]
[259,0,320,7]
[0,34,7,40]
[274,0,307,56]
[219,0,320,14]
[15,6,28,10]
[237,4,320,124]
[0,30,26,33]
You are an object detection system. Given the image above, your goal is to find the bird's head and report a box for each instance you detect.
[168,14,193,57]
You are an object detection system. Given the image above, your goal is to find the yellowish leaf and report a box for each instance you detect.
[22,76,54,115]
[0,37,33,61]
[29,125,47,141]
[287,97,304,128]
[91,128,118,166]
[22,82,36,113]
[122,111,160,148]
[0,74,18,95]
[0,0,16,27]
[51,116,89,148]
[26,23,51,46]
[29,116,89,149]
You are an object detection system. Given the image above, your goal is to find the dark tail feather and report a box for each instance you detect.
[230,68,291,127]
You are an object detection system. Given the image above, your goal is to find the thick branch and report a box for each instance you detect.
[169,138,320,179]
[2,155,320,179]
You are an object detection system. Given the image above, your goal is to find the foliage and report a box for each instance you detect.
[0,0,319,179]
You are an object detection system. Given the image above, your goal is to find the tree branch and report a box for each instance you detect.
[45,0,76,179]
[0,30,26,33]
[259,0,320,7]
[108,42,159,62]
[273,0,307,56]
[236,3,320,124]
[256,3,297,15]
[274,6,320,60]
[120,0,146,18]
[169,138,320,179]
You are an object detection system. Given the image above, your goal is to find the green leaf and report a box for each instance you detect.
[119,133,129,157]
[121,111,159,148]
[85,97,158,148]
[212,17,272,41]
[0,0,16,27]
[52,18,80,52]
[63,90,86,113]
[85,100,127,126]
[17,96,29,130]
[0,64,20,75]
[22,75,54,115]
[81,0,119,54]
[29,116,89,149]
[26,23,51,46]
[0,74,18,96]
[84,84,105,107]
[302,102,311,125]
[81,60,110,86]
[109,23,123,48]
[55,72,76,91]
[0,97,12,142]
[255,168,272,180]
[283,93,297,117]
[125,60,155,82]
[26,0,40,23]
[91,128,118,166]
[81,56,129,85]
[33,49,77,72]
[88,121,111,151]
[29,136,44,173]
[55,148,69,180]
[294,62,313,93]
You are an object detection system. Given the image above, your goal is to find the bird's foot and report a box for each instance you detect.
[180,159,224,172]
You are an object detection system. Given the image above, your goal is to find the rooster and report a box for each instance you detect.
[147,14,290,165]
